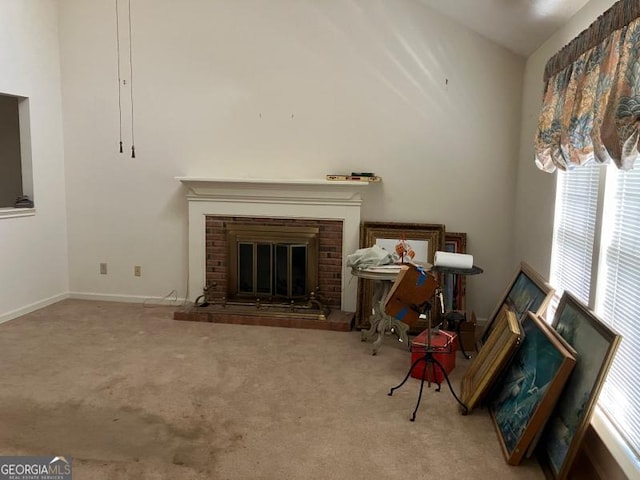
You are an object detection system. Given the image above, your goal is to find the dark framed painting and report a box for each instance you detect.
[443,232,467,311]
[460,305,522,413]
[480,261,555,347]
[489,312,576,465]
[538,292,621,480]
[356,222,445,332]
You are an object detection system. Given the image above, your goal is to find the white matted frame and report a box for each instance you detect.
[357,222,445,332]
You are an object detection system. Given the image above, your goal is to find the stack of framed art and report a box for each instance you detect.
[457,261,621,478]
[353,227,622,477]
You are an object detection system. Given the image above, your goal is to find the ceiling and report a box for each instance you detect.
[418,0,595,56]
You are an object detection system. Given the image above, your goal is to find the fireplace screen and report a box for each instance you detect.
[238,242,308,297]
[228,224,319,300]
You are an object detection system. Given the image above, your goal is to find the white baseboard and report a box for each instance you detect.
[68,291,188,306]
[0,292,70,325]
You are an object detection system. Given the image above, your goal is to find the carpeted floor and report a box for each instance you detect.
[0,299,544,479]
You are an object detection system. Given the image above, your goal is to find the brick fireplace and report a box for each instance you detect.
[205,216,343,308]
[175,178,371,329]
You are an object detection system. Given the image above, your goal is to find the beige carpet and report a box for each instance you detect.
[0,299,544,479]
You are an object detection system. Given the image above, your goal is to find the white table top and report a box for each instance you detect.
[350,266,404,281]
[351,262,433,281]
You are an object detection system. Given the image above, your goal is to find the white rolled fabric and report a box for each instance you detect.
[434,251,473,269]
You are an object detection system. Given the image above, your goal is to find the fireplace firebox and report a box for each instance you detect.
[227,224,319,301]
[205,216,343,310]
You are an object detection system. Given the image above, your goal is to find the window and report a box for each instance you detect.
[550,163,640,473]
[596,166,640,457]
[549,163,603,309]
[0,92,33,214]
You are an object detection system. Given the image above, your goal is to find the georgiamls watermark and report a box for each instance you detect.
[0,456,72,480]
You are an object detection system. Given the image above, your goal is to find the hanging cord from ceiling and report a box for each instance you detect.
[128,0,136,158]
[114,0,136,158]
[115,0,123,153]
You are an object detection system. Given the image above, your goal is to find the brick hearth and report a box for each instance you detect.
[173,307,354,331]
[173,215,354,330]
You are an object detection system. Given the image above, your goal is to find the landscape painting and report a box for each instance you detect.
[489,312,575,465]
[538,292,621,479]
[480,262,554,346]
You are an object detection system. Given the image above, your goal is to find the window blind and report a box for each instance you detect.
[549,164,601,316]
[596,166,640,457]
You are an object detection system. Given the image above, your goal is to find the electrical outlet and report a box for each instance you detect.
[100,263,107,275]
[134,265,141,277]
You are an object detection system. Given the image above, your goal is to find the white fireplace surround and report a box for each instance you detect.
[177,177,372,312]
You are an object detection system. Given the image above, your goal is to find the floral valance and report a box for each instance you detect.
[535,0,640,172]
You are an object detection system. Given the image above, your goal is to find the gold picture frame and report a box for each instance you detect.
[537,292,621,479]
[356,222,445,332]
[479,261,555,349]
[460,305,521,413]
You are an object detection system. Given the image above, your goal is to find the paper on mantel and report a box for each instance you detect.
[434,251,473,269]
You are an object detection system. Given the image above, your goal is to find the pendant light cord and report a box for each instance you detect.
[128,0,136,158]
[115,0,123,153]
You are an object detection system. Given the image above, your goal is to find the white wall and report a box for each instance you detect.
[58,0,524,316]
[514,0,616,278]
[0,0,69,321]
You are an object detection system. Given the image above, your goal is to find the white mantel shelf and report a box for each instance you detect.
[176,177,374,206]
[178,176,370,311]
[176,176,374,186]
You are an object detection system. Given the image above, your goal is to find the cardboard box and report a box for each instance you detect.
[443,310,477,352]
[410,329,457,383]
[458,310,478,352]
[384,264,438,327]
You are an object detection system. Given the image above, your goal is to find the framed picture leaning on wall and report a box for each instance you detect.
[489,312,576,466]
[443,232,467,311]
[356,222,445,332]
[537,291,621,480]
[460,305,522,413]
[479,261,555,348]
